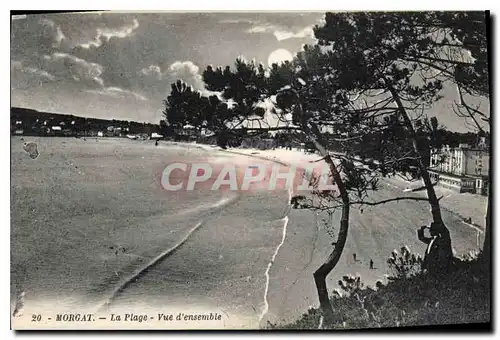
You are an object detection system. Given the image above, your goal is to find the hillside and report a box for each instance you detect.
[10,107,160,136]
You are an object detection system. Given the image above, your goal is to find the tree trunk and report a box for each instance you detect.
[313,211,349,326]
[289,90,351,327]
[387,84,447,229]
[306,122,350,327]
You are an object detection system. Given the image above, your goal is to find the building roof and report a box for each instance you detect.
[429,169,488,180]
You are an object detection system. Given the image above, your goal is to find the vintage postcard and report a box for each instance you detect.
[10,10,491,330]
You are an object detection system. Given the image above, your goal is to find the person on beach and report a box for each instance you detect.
[353,253,357,262]
[369,259,374,270]
[417,222,453,275]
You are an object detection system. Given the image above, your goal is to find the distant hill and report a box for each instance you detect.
[10,106,160,136]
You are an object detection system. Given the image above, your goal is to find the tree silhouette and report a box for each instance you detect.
[161,11,489,325]
[163,80,202,130]
[197,39,448,324]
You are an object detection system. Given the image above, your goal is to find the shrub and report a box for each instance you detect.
[386,246,423,281]
[276,248,490,330]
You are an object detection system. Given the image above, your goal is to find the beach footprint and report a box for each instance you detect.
[23,141,39,159]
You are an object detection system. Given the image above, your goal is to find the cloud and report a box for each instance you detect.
[78,18,139,49]
[140,65,163,80]
[11,60,56,89]
[138,62,219,100]
[44,52,104,87]
[273,26,314,41]
[11,60,55,81]
[11,17,69,58]
[85,87,147,101]
[247,24,273,34]
[138,61,222,100]
[218,18,257,24]
[168,61,206,93]
[247,23,315,41]
[38,18,66,48]
[22,67,56,81]
[245,15,326,42]
[101,18,139,39]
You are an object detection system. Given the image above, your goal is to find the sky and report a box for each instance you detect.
[10,11,488,132]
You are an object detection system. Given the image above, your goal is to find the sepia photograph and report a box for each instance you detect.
[10,10,491,331]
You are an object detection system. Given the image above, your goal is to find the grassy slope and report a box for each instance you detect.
[274,255,490,329]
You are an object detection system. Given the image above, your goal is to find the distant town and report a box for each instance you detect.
[10,106,306,148]
[11,107,163,140]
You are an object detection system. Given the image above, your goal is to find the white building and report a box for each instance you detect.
[151,132,164,139]
[429,143,489,195]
